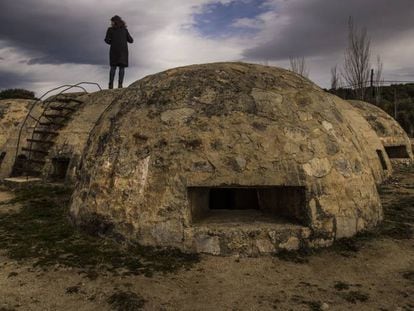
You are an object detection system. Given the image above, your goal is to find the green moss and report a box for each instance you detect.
[0,185,199,276]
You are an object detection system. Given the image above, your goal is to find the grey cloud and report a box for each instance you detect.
[244,0,414,60]
[389,66,414,79]
[0,70,36,90]
[0,0,144,66]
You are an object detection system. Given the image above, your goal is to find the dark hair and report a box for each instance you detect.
[111,15,126,28]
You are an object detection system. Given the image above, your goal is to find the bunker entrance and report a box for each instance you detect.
[0,152,6,168]
[11,154,27,177]
[51,157,70,181]
[376,150,388,170]
[384,145,410,159]
[188,186,307,226]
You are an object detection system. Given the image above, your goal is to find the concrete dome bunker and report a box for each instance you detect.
[349,100,414,161]
[71,63,382,255]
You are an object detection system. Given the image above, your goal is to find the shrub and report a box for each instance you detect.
[0,88,35,100]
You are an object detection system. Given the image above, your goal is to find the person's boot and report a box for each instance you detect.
[109,83,113,89]
[118,83,123,89]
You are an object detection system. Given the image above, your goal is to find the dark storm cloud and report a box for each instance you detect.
[0,0,133,65]
[244,0,414,60]
[0,69,35,90]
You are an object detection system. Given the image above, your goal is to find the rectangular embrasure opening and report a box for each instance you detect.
[384,145,410,159]
[188,186,307,225]
[376,150,388,170]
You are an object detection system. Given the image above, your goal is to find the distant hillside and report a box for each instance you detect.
[329,84,414,137]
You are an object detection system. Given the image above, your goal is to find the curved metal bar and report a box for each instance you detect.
[14,85,86,162]
[74,81,102,91]
[24,83,98,161]
[13,82,103,175]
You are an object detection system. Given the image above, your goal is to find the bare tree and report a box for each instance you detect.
[330,65,341,90]
[342,17,371,100]
[289,56,309,77]
[374,55,383,104]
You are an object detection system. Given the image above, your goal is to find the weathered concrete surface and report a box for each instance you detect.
[0,99,33,147]
[0,99,43,179]
[331,97,392,183]
[349,100,414,161]
[70,63,382,255]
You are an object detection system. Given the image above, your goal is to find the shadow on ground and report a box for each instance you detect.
[0,185,198,281]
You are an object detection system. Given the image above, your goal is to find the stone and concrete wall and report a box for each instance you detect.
[0,99,43,179]
[349,100,414,161]
[70,63,383,255]
[331,97,392,183]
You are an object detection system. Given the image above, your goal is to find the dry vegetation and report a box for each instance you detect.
[0,164,413,310]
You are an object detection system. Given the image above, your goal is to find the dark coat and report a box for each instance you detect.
[105,27,133,67]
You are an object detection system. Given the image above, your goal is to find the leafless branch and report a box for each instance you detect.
[330,65,341,90]
[289,56,309,78]
[342,17,371,100]
[374,55,383,103]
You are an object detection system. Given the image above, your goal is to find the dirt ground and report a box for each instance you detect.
[0,165,413,311]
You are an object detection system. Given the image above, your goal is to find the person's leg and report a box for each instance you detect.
[109,66,116,89]
[118,66,125,88]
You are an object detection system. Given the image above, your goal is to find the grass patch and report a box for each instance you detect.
[273,248,314,264]
[340,290,369,304]
[334,281,350,291]
[107,290,146,311]
[304,300,323,311]
[65,285,80,294]
[375,167,414,240]
[402,271,414,282]
[0,185,199,276]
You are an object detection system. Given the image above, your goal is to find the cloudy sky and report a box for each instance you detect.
[1,0,414,95]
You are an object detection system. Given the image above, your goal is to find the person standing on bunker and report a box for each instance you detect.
[105,15,133,89]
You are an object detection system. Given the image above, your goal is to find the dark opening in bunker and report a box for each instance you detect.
[209,188,260,210]
[51,157,70,181]
[11,154,27,177]
[384,145,410,159]
[0,152,6,168]
[188,186,307,226]
[376,150,388,170]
